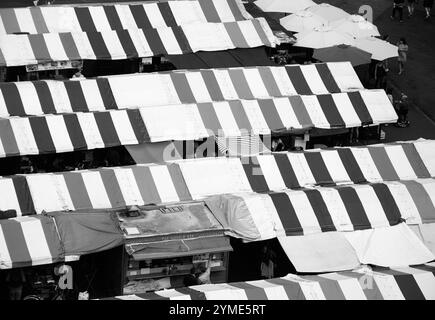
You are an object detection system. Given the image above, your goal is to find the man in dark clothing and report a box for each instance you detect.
[391,0,405,22]
[374,61,389,89]
[396,93,410,127]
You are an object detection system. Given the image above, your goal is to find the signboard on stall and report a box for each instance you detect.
[26,60,83,72]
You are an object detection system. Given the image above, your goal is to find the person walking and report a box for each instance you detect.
[424,0,434,20]
[407,0,417,17]
[397,38,408,75]
[374,61,389,89]
[391,0,405,22]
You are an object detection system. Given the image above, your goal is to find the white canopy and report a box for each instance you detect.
[255,0,316,13]
[355,37,398,61]
[280,10,328,33]
[295,25,355,49]
[306,3,350,22]
[331,15,381,38]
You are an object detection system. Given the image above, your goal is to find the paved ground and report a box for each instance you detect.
[323,0,435,143]
[375,3,435,142]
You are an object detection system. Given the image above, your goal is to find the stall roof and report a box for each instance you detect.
[0,91,396,158]
[205,180,435,241]
[0,1,159,8]
[0,215,64,269]
[0,163,193,216]
[1,140,434,217]
[0,18,276,67]
[0,0,253,34]
[177,140,435,198]
[0,62,364,117]
[100,263,435,300]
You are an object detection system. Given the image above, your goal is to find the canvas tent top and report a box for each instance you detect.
[0,62,363,117]
[100,263,435,300]
[178,139,435,198]
[0,90,397,158]
[0,0,253,34]
[0,139,434,217]
[0,215,64,269]
[204,180,435,241]
[0,1,159,8]
[0,18,276,67]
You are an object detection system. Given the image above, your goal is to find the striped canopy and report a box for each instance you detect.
[0,91,396,158]
[205,180,435,242]
[1,140,434,217]
[0,215,64,269]
[206,179,426,240]
[0,62,363,117]
[0,163,192,216]
[0,0,252,34]
[0,18,276,67]
[240,140,435,191]
[178,140,435,199]
[101,264,435,300]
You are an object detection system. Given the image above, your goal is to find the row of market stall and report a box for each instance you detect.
[1,141,435,295]
[0,0,433,300]
[1,139,434,216]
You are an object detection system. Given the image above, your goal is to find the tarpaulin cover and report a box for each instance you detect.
[0,0,253,34]
[99,263,435,300]
[0,62,363,117]
[0,18,277,67]
[0,90,396,158]
[51,212,124,256]
[205,193,276,241]
[0,215,64,269]
[278,223,434,273]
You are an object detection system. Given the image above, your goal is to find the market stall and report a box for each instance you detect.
[117,202,232,294]
[0,62,364,117]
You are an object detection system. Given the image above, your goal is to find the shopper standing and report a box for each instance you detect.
[397,38,409,75]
